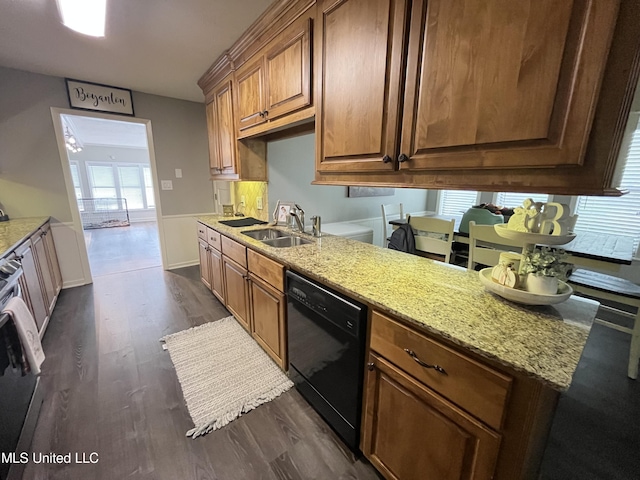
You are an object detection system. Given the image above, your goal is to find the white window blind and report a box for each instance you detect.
[70,162,84,211]
[143,167,155,208]
[574,118,640,255]
[87,164,117,203]
[118,165,144,209]
[494,192,549,208]
[85,162,155,211]
[438,190,479,216]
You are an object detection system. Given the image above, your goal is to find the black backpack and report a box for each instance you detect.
[387,224,416,254]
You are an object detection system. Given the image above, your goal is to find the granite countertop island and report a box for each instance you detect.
[0,217,50,258]
[198,215,599,391]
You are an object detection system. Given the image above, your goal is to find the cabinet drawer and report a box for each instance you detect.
[370,311,511,431]
[207,228,221,252]
[247,249,285,292]
[221,235,247,268]
[197,223,207,240]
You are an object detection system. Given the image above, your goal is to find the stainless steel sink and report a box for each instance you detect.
[262,236,313,248]
[242,228,289,241]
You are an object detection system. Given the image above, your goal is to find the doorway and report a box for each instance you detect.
[54,111,165,279]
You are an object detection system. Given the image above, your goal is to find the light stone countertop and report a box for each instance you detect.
[199,215,599,391]
[0,217,50,257]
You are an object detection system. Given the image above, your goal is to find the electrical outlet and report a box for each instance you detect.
[161,180,173,190]
[257,197,263,210]
[241,195,246,206]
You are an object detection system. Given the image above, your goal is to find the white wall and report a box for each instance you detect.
[0,66,215,283]
[267,132,433,245]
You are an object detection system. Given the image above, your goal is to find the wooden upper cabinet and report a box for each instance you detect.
[265,15,312,122]
[316,0,408,173]
[235,13,313,137]
[399,0,620,171]
[236,57,267,131]
[207,75,238,178]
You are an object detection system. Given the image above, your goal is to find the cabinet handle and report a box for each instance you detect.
[382,155,392,164]
[367,362,375,371]
[263,110,268,117]
[404,349,447,375]
[258,111,264,117]
[398,153,409,163]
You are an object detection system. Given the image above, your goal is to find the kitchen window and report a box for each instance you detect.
[573,113,640,255]
[493,192,550,208]
[438,190,480,216]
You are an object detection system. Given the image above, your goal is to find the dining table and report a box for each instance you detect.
[390,214,636,273]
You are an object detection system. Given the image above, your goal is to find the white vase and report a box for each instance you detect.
[525,274,559,295]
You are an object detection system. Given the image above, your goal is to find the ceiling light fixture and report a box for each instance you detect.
[64,127,83,154]
[57,0,107,37]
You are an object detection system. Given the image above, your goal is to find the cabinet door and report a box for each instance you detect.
[205,100,221,172]
[209,247,225,304]
[15,242,48,332]
[315,0,408,173]
[264,15,312,122]
[222,256,250,332]
[236,57,267,131]
[198,238,211,290]
[399,0,620,171]
[31,232,55,316]
[249,274,286,369]
[42,224,62,299]
[213,77,238,174]
[363,354,501,480]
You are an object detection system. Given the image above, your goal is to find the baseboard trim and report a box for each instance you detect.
[166,260,199,270]
[62,279,92,289]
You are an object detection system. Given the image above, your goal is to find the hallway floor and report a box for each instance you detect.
[84,222,161,277]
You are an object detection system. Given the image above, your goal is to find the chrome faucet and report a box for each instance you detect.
[289,208,304,232]
[295,204,305,231]
[311,215,322,237]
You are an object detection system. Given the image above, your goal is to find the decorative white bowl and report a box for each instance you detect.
[479,268,573,306]
[493,224,576,246]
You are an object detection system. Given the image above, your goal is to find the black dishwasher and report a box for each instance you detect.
[286,271,367,451]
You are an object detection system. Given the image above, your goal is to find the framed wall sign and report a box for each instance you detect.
[65,78,135,116]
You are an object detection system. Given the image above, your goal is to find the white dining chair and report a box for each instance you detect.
[381,203,404,246]
[407,215,456,263]
[467,221,525,270]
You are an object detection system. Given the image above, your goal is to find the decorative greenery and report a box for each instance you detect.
[520,246,573,281]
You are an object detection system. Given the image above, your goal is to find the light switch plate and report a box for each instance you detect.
[241,195,246,206]
[175,168,182,178]
[161,180,173,190]
[257,197,263,210]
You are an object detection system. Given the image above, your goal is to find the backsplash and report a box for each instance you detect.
[233,181,268,221]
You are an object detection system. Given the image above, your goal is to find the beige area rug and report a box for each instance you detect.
[161,316,293,438]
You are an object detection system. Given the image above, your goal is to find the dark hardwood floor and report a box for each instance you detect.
[23,266,382,480]
[84,222,161,277]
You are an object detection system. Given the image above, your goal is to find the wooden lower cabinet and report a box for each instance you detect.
[14,240,48,332]
[249,273,286,369]
[12,221,62,335]
[41,224,62,300]
[222,256,251,332]
[363,353,501,480]
[198,238,212,290]
[209,247,225,304]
